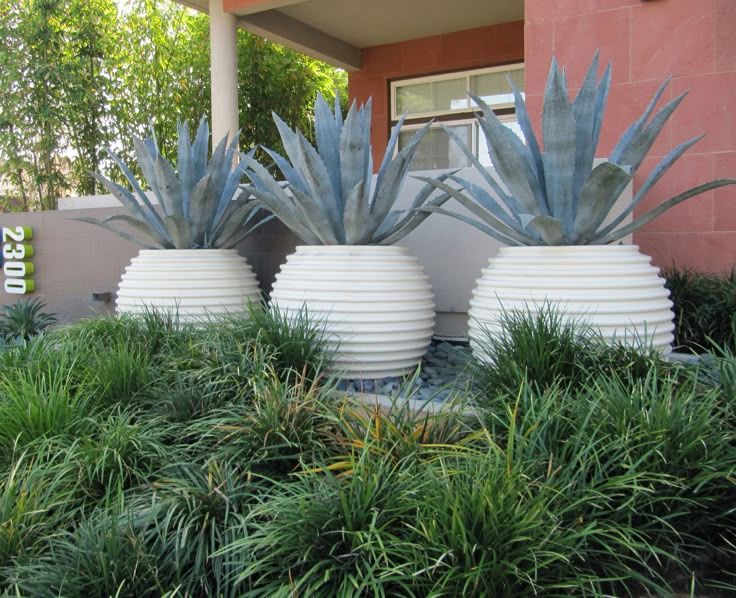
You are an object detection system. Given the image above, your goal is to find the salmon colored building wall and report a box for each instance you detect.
[348,21,525,170]
[524,0,736,273]
[349,0,736,273]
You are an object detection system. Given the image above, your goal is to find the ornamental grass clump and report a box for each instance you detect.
[417,52,736,245]
[663,266,736,352]
[240,93,451,245]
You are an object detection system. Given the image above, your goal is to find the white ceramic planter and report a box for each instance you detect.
[468,245,674,358]
[116,249,260,322]
[269,245,435,378]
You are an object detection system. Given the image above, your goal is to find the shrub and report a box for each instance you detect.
[0,298,57,342]
[469,302,665,398]
[663,266,736,353]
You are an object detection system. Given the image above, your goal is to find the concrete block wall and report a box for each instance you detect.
[0,206,299,323]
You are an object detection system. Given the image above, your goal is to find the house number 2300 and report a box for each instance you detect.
[2,226,35,294]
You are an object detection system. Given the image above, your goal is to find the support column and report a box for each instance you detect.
[209,0,239,148]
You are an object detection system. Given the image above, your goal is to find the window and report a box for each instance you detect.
[390,64,524,170]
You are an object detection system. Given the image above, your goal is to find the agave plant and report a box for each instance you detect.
[76,118,270,249]
[0,298,57,341]
[417,53,736,246]
[239,93,450,245]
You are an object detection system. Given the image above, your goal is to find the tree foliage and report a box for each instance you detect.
[0,0,346,212]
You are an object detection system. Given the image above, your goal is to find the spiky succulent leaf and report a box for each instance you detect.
[154,156,183,218]
[418,52,736,245]
[76,116,267,249]
[542,58,576,234]
[342,181,370,244]
[213,199,272,249]
[572,162,632,244]
[597,178,736,244]
[472,94,544,218]
[240,155,323,244]
[295,131,342,239]
[177,120,193,219]
[413,176,534,246]
[72,216,160,249]
[366,122,431,243]
[524,215,565,245]
[315,93,343,201]
[571,52,604,215]
[241,93,448,245]
[187,175,215,247]
[105,149,168,237]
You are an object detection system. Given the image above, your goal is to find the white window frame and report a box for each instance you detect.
[389,63,524,122]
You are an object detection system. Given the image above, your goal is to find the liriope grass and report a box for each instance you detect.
[664,266,736,353]
[0,304,734,596]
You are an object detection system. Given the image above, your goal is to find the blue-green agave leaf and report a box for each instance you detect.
[524,215,565,245]
[105,150,167,238]
[163,215,191,249]
[375,110,407,197]
[187,175,215,247]
[447,174,523,231]
[290,185,341,244]
[295,131,342,238]
[177,119,193,220]
[598,178,736,244]
[571,51,603,214]
[314,93,343,202]
[342,181,371,244]
[262,147,308,196]
[340,99,372,218]
[472,94,544,218]
[413,175,534,245]
[90,171,157,228]
[590,61,612,171]
[134,136,167,210]
[368,122,430,238]
[191,116,210,181]
[154,156,183,218]
[272,112,302,169]
[542,58,577,233]
[509,79,547,213]
[417,205,527,246]
[572,162,633,244]
[214,200,273,248]
[442,123,524,217]
[593,135,703,241]
[376,190,451,246]
[71,216,160,249]
[614,91,688,174]
[609,77,671,164]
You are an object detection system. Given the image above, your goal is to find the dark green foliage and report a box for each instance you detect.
[663,266,736,353]
[469,302,663,396]
[0,298,57,342]
[1,305,735,596]
[0,0,346,212]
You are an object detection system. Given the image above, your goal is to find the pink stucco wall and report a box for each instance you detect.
[348,21,525,170]
[525,0,736,273]
[348,0,736,273]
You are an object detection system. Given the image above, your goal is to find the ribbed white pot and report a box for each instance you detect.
[468,245,674,358]
[269,245,435,378]
[116,249,260,322]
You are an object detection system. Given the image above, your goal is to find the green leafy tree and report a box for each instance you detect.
[0,0,346,211]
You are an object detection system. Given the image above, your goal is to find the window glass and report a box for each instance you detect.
[470,68,524,108]
[399,124,472,171]
[392,64,524,171]
[395,78,468,116]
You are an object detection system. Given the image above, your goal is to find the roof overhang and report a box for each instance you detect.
[177,0,524,71]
